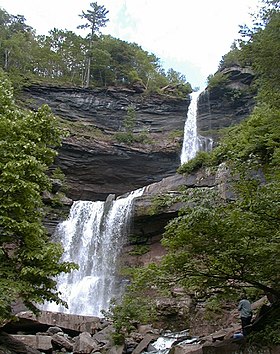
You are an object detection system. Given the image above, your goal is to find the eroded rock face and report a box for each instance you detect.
[197,66,256,141]
[20,85,189,201]
[20,68,255,202]
[56,138,181,201]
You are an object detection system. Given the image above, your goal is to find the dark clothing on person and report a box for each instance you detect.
[238,299,252,336]
[241,315,252,336]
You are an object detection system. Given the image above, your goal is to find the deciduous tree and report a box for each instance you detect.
[0,70,77,322]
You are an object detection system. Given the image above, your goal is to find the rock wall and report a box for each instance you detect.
[197,66,256,141]
[20,85,189,201]
[20,66,255,203]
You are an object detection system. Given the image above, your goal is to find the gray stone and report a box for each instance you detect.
[46,326,63,335]
[11,334,52,351]
[73,332,99,354]
[20,85,189,202]
[92,324,114,345]
[106,344,125,354]
[51,333,73,351]
[197,66,256,141]
[13,311,101,335]
[132,334,157,354]
[0,332,41,354]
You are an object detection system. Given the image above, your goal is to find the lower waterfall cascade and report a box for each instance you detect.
[42,188,144,316]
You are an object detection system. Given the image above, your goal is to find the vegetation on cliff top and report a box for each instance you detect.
[0,2,191,97]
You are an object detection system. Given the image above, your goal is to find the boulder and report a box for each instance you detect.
[92,324,114,347]
[0,331,41,354]
[4,311,102,336]
[73,332,99,353]
[51,332,74,351]
[10,334,52,352]
[132,333,158,354]
[106,344,125,354]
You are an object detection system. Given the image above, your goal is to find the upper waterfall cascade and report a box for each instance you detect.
[180,90,213,164]
[43,188,144,316]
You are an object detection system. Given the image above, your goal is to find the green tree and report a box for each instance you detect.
[158,177,280,300]
[239,0,280,106]
[90,47,114,86]
[78,2,109,87]
[0,70,77,322]
[0,8,38,86]
[34,29,86,85]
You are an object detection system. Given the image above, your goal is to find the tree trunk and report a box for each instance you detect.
[4,49,10,71]
[84,29,94,88]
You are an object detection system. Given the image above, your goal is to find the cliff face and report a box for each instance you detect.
[21,85,189,201]
[197,66,256,141]
[20,66,255,202]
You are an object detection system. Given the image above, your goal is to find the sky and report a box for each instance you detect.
[0,0,261,89]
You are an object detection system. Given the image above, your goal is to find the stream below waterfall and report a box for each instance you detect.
[145,330,199,354]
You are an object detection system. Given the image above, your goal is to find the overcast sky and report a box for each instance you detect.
[1,0,260,88]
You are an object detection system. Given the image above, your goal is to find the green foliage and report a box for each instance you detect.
[114,132,135,144]
[78,2,109,34]
[239,2,280,106]
[102,294,157,342]
[206,72,229,89]
[142,174,280,302]
[58,118,106,141]
[123,105,136,133]
[0,7,192,94]
[114,106,153,145]
[0,69,77,321]
[77,2,109,87]
[219,42,246,69]
[177,151,214,174]
[168,129,183,140]
[249,320,280,345]
[51,167,65,182]
[129,245,150,256]
[149,191,183,215]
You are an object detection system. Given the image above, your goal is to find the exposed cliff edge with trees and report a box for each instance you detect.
[0,0,280,353]
[0,3,191,97]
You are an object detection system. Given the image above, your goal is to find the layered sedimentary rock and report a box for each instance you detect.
[21,85,189,201]
[20,66,255,202]
[197,66,256,140]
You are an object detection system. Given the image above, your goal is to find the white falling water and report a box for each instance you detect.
[180,90,213,164]
[43,188,144,317]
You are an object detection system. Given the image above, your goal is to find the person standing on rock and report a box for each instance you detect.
[238,296,252,336]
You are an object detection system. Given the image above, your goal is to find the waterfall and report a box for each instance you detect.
[180,90,213,164]
[43,187,144,317]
